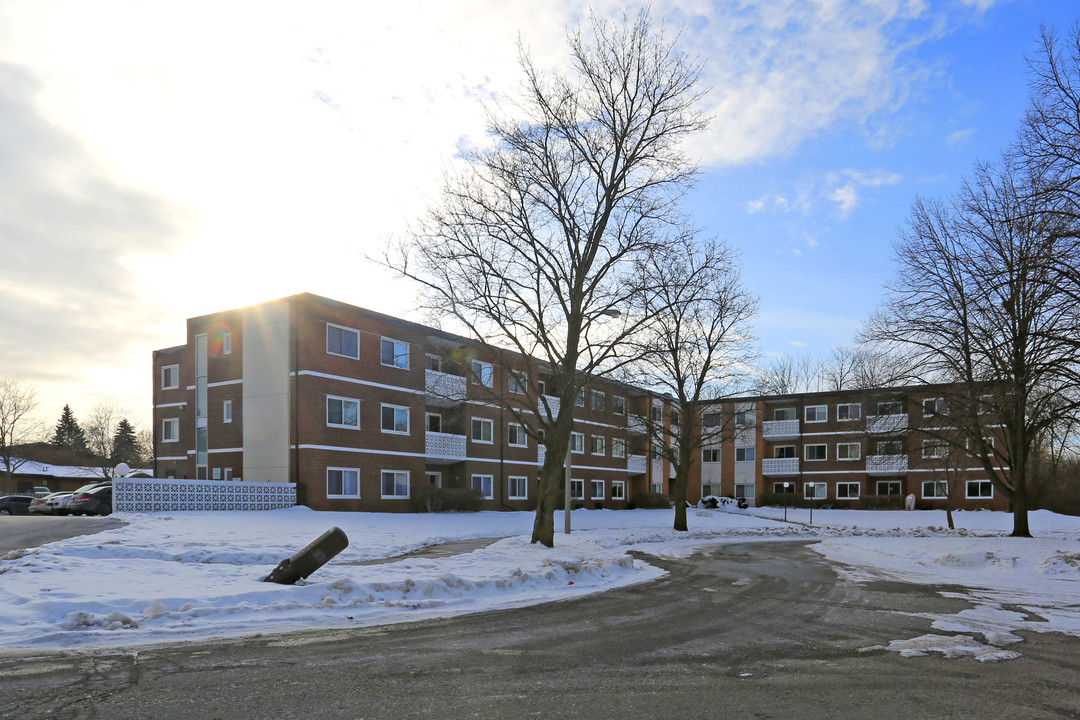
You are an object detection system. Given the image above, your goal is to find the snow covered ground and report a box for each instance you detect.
[0,506,1077,661]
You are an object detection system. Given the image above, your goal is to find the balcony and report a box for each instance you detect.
[866,454,908,475]
[425,432,466,463]
[627,454,647,474]
[867,413,908,434]
[627,416,647,435]
[539,395,561,420]
[762,419,800,441]
[761,457,800,476]
[425,370,467,406]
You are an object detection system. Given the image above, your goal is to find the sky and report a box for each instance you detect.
[1,0,1077,431]
[1,505,1078,656]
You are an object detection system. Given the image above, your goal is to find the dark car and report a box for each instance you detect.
[0,495,34,516]
[67,485,113,516]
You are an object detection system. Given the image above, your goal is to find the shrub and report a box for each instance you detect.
[409,486,484,513]
[759,492,806,508]
[628,491,672,509]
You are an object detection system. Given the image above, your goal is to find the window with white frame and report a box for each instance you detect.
[507,423,528,447]
[590,390,605,411]
[966,479,994,499]
[922,440,949,458]
[735,410,755,426]
[611,481,625,500]
[426,412,442,433]
[702,448,721,463]
[590,480,605,500]
[774,445,796,459]
[774,407,796,421]
[735,446,755,462]
[161,365,179,390]
[380,404,410,434]
[702,412,722,427]
[612,438,627,458]
[805,405,827,423]
[837,442,860,460]
[877,400,903,415]
[877,480,902,496]
[651,406,663,422]
[652,481,664,494]
[327,468,359,498]
[223,400,233,423]
[471,360,493,387]
[671,408,682,425]
[426,472,442,487]
[978,395,996,414]
[380,338,409,369]
[162,418,179,442]
[612,396,625,415]
[508,372,526,394]
[805,444,827,461]
[471,474,494,499]
[576,389,585,407]
[836,482,861,499]
[923,397,947,416]
[590,435,605,455]
[804,483,827,500]
[222,332,232,356]
[327,396,359,428]
[426,354,441,372]
[774,482,796,493]
[967,437,994,455]
[326,323,359,359]
[223,468,233,481]
[570,479,584,499]
[380,470,409,499]
[876,440,902,455]
[570,432,584,453]
[837,403,861,421]
[922,480,949,499]
[471,417,493,443]
[508,476,528,500]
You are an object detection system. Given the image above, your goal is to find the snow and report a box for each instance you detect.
[1,506,1078,657]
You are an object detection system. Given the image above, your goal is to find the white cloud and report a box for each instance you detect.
[946,127,977,146]
[823,168,903,218]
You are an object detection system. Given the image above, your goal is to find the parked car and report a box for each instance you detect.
[33,487,51,498]
[45,492,74,515]
[68,485,113,516]
[0,495,34,516]
[29,492,67,515]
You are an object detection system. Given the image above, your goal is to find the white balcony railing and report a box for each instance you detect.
[540,395,561,420]
[866,454,908,475]
[537,444,546,466]
[867,413,908,434]
[628,417,647,435]
[761,457,800,476]
[627,454,647,474]
[425,431,467,460]
[762,419,800,440]
[425,370,467,404]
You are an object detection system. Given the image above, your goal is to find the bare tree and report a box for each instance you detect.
[387,9,707,546]
[624,236,758,531]
[84,402,128,479]
[754,353,820,395]
[0,377,41,493]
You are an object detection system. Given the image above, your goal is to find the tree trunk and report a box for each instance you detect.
[1010,489,1032,538]
[672,479,688,531]
[532,435,570,547]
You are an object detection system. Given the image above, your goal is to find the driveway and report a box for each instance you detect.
[0,516,123,556]
[2,540,1077,719]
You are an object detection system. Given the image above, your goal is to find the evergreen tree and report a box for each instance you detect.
[111,418,139,466]
[51,404,88,453]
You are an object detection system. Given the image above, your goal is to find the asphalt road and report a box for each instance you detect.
[3,540,1078,720]
[0,516,123,555]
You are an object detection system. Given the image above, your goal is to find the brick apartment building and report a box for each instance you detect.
[152,293,673,511]
[696,388,1008,511]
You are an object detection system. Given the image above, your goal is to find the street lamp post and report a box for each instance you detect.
[783,481,790,522]
[806,482,815,525]
[564,442,572,534]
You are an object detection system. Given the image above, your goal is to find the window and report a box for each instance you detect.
[590,435,605,455]
[735,483,753,499]
[537,380,547,396]
[735,447,755,462]
[652,481,664,494]
[774,408,796,421]
[612,438,627,458]
[966,480,994,499]
[837,403,861,421]
[735,410,755,426]
[774,445,796,459]
[590,390,605,411]
[508,372,526,394]
[223,400,233,424]
[804,483,827,500]
[922,481,949,499]
[327,396,359,428]
[922,440,948,459]
[611,481,625,500]
[702,448,721,463]
[670,409,681,425]
[651,406,663,422]
[570,479,584,499]
[774,482,796,493]
[576,389,586,407]
[876,480,902,496]
[426,472,442,487]
[471,360,493,387]
[570,432,584,453]
[222,332,232,356]
[426,412,442,433]
[923,397,947,417]
[471,417,493,443]
[702,412,722,427]
[162,418,179,442]
[978,395,996,414]
[223,468,233,481]
[161,365,179,390]
[380,404,410,434]
[426,354,442,372]
[805,444,827,461]
[380,338,409,369]
[612,396,626,415]
[590,480,605,500]
[805,405,827,423]
[877,401,903,415]
[381,470,410,499]
[326,323,359,359]
[471,474,494,499]
[967,437,994,455]
[508,476,528,500]
[837,442,860,461]
[508,423,528,447]
[876,440,902,455]
[327,468,360,498]
[837,482,861,499]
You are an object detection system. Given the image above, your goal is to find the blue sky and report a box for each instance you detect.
[0,0,1076,429]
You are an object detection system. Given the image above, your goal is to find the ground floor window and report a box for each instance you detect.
[836,482,861,499]
[922,480,949,499]
[426,472,441,487]
[381,470,409,499]
[803,482,827,500]
[650,481,663,494]
[508,476,528,500]
[328,468,360,498]
[701,483,720,497]
[773,481,796,494]
[876,480,902,496]
[471,474,494,499]
[570,479,585,500]
[590,480,604,500]
[612,481,625,500]
[735,483,755,500]
[966,479,994,499]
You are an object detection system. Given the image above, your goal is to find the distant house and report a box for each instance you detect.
[3,443,150,494]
